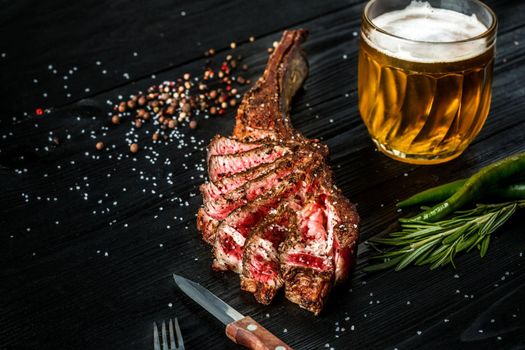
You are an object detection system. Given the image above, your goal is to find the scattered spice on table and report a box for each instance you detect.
[107,48,251,153]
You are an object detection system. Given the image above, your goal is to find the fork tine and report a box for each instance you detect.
[161,321,168,350]
[153,322,161,350]
[168,319,175,348]
[174,318,184,350]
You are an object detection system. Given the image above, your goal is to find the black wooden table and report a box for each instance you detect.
[1,1,524,349]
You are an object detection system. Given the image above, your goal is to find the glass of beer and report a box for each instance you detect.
[358,0,497,164]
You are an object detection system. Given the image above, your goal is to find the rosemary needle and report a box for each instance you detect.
[364,200,525,272]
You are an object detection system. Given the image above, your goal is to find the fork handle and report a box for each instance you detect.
[225,316,293,350]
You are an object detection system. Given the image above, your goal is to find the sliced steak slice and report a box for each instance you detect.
[322,185,360,283]
[208,144,290,182]
[280,194,335,315]
[212,164,322,273]
[279,172,360,314]
[202,140,327,204]
[207,135,263,159]
[204,150,322,221]
[240,205,293,305]
[199,149,323,244]
[200,153,295,203]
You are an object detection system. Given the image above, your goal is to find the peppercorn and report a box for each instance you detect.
[135,119,142,128]
[130,143,139,153]
[182,103,191,114]
[165,105,175,115]
[209,90,217,99]
[96,141,104,151]
[210,107,217,115]
[229,99,237,107]
[242,64,248,71]
[178,112,187,121]
[189,120,198,129]
[142,112,150,120]
[183,73,190,80]
[159,116,165,123]
[118,102,126,112]
[112,115,120,125]
[138,95,146,106]
[221,102,228,109]
[127,100,136,109]
[230,42,236,49]
[230,60,237,69]
[237,76,245,84]
[168,119,177,129]
[152,133,160,141]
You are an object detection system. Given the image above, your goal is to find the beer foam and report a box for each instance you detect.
[366,1,491,63]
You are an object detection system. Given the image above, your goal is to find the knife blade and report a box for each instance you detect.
[173,274,293,350]
[173,273,243,325]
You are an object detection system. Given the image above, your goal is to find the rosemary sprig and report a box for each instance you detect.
[364,200,525,272]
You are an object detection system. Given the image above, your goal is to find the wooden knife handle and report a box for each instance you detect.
[225,316,293,350]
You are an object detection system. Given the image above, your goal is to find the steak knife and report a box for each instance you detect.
[173,274,293,350]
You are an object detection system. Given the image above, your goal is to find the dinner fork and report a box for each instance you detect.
[153,317,185,350]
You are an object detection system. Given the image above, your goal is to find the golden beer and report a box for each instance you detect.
[358,0,498,164]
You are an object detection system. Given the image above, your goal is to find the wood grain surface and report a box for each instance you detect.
[1,0,524,349]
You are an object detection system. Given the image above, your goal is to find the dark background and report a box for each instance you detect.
[1,0,524,349]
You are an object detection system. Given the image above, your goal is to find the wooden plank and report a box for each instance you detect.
[1,0,524,349]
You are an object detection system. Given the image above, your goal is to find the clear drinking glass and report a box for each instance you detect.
[358,0,498,164]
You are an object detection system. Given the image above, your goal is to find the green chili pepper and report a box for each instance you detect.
[397,181,525,208]
[498,183,525,200]
[401,152,525,223]
[397,179,466,208]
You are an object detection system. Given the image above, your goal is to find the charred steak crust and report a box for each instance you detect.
[197,29,360,315]
[233,30,309,141]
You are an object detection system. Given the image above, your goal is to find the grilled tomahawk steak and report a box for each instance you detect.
[197,29,359,315]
